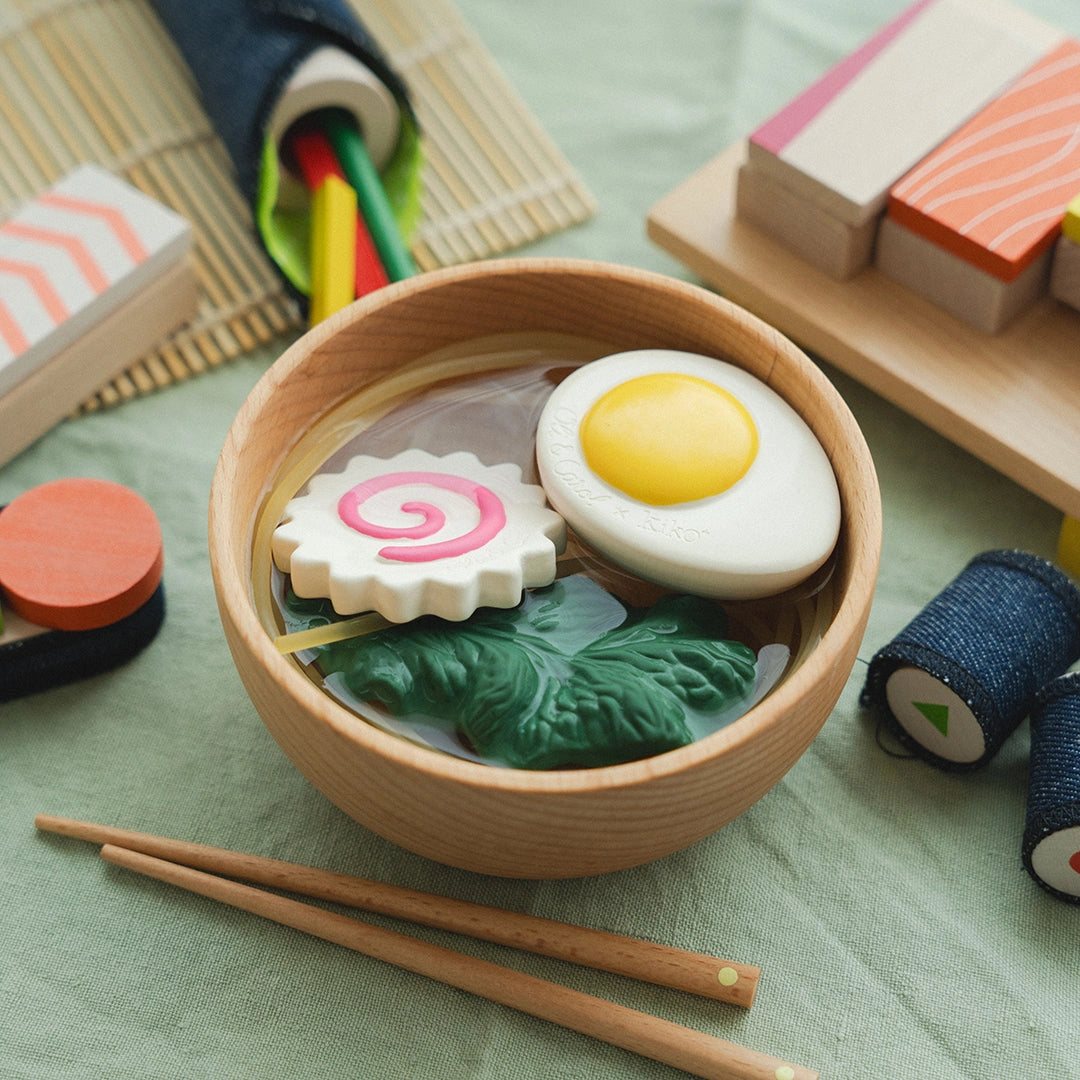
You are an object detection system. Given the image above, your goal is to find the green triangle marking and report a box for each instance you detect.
[913,701,949,737]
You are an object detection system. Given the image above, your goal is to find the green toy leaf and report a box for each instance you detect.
[287,575,758,770]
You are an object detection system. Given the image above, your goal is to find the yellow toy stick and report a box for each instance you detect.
[323,109,417,282]
[1062,193,1080,247]
[308,173,357,325]
[1058,515,1080,580]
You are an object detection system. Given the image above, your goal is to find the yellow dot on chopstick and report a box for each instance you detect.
[775,1068,796,1080]
[717,966,739,987]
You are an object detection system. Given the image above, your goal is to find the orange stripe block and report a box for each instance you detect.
[38,191,149,263]
[0,164,192,406]
[0,220,109,292]
[0,300,29,355]
[890,39,1080,282]
[0,256,69,321]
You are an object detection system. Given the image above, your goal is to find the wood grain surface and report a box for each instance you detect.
[648,142,1080,520]
[207,259,881,878]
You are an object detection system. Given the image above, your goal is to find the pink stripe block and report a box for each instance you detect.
[752,0,938,154]
[0,221,109,293]
[0,257,69,323]
[0,300,29,355]
[38,191,148,263]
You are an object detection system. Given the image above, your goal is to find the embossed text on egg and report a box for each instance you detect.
[550,460,613,507]
[547,443,577,461]
[639,511,707,543]
[545,407,579,439]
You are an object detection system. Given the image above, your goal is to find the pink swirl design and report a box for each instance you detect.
[337,470,507,563]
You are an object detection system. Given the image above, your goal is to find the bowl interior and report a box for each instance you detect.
[210,258,880,796]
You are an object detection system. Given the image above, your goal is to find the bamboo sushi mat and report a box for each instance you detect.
[0,0,596,412]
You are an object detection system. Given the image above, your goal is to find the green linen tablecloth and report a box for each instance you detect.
[2,1,1077,1077]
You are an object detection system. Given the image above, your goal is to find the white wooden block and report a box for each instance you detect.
[0,164,193,399]
[748,0,1063,228]
[735,161,878,280]
[0,259,198,468]
[1050,234,1080,312]
[876,216,1052,333]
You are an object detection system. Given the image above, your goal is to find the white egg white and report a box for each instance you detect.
[534,349,841,599]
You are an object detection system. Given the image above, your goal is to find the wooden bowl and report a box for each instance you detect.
[209,258,881,878]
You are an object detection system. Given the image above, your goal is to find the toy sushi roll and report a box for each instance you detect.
[1023,672,1080,904]
[861,550,1080,770]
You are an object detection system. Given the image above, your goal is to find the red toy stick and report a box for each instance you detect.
[290,125,389,297]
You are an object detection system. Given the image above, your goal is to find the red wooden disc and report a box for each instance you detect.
[0,478,163,631]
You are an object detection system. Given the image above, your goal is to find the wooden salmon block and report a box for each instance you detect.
[888,40,1080,284]
[876,215,1053,332]
[1050,233,1080,312]
[747,0,1063,229]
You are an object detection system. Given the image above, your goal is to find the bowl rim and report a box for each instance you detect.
[209,256,881,796]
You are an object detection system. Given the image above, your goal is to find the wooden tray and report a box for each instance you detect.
[647,141,1080,519]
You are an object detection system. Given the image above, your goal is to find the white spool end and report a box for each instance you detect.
[1029,827,1080,898]
[268,46,401,170]
[883,665,986,764]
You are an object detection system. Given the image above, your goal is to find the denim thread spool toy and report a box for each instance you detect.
[861,550,1080,770]
[1024,673,1080,903]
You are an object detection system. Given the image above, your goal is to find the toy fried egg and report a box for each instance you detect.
[535,349,841,599]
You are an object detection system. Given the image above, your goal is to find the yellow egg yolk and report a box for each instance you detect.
[579,373,758,505]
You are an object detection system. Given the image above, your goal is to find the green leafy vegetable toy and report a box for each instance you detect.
[286,575,758,769]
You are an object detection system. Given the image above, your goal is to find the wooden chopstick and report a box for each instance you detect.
[35,814,757,1007]
[97,843,816,1080]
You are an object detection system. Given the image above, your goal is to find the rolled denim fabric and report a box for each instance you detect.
[1023,673,1080,904]
[0,584,166,703]
[860,550,1080,771]
[150,0,413,202]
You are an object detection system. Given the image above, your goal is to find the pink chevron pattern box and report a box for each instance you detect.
[748,0,1064,227]
[0,164,192,397]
